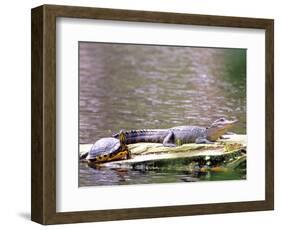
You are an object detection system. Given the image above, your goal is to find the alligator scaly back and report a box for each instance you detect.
[113,129,169,144]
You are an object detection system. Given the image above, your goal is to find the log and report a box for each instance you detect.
[80,135,246,170]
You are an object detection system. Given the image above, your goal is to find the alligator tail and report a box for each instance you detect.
[113,129,167,144]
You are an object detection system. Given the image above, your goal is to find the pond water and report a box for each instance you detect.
[79,42,246,187]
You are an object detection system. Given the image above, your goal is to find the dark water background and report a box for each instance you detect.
[79,42,246,187]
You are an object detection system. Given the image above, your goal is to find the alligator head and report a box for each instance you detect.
[206,118,238,141]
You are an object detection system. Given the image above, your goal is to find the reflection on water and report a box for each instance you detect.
[79,158,246,187]
[79,42,246,187]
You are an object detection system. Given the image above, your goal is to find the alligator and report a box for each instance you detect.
[113,118,238,147]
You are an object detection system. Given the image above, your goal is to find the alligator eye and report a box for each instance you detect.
[219,118,225,122]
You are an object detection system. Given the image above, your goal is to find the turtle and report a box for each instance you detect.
[85,130,131,163]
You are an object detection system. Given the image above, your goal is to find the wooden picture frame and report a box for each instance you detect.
[31,4,274,225]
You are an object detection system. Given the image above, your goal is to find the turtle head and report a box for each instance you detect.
[206,118,238,141]
[118,129,127,145]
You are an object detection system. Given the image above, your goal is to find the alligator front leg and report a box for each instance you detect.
[195,137,214,144]
[163,130,176,147]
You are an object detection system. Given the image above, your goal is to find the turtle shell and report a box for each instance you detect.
[86,137,120,160]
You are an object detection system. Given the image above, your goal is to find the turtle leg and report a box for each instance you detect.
[163,130,176,147]
[119,144,131,160]
[224,131,236,135]
[118,129,127,145]
[79,151,89,160]
[126,149,132,159]
[219,135,230,139]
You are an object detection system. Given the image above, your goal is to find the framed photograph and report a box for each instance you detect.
[31,4,274,225]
